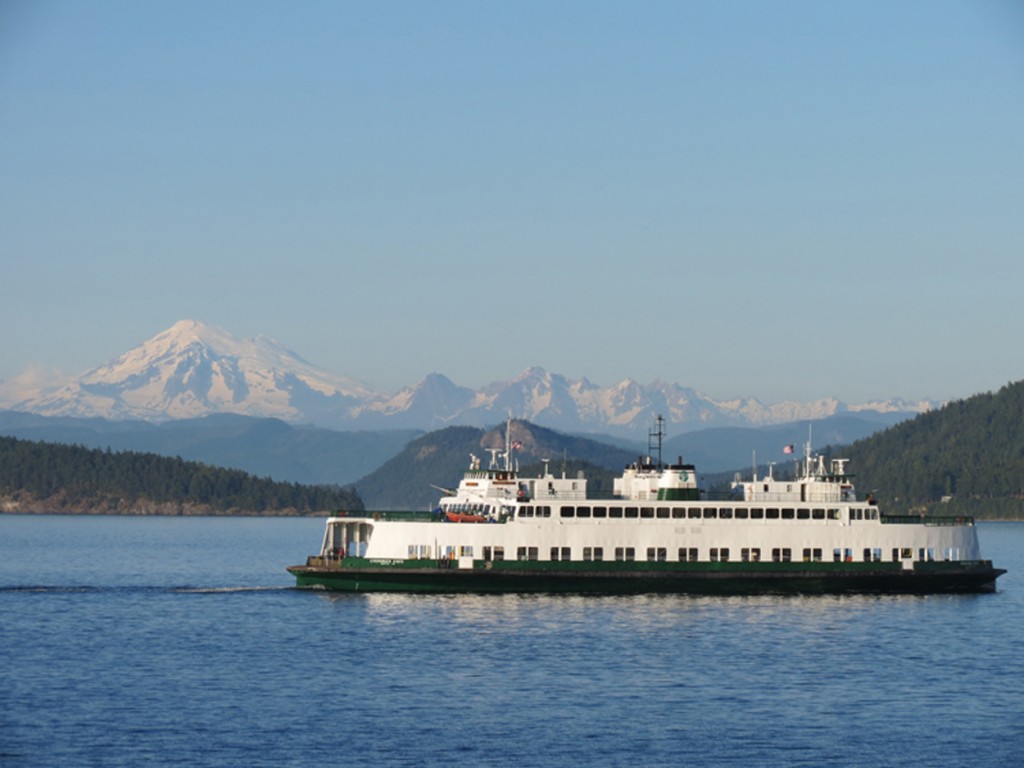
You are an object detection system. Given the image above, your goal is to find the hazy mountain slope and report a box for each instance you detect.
[0,410,419,486]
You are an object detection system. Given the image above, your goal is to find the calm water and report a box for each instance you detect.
[1,516,1022,768]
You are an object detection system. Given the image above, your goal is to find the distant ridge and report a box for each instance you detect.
[1,319,936,437]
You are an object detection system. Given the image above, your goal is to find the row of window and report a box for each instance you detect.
[546,505,879,521]
[411,544,960,563]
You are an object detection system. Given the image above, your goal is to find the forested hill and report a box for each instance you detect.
[841,380,1024,519]
[0,436,363,516]
[355,420,634,510]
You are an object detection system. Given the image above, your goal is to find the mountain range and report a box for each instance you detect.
[1,319,935,437]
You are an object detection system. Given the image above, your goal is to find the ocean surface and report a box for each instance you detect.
[1,516,1022,768]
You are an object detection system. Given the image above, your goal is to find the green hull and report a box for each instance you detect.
[287,558,1004,595]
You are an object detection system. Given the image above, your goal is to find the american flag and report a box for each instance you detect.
[512,441,523,450]
[783,444,795,454]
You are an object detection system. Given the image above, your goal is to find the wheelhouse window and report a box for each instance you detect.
[657,507,670,519]
[688,508,701,519]
[593,506,607,518]
[703,508,718,519]
[576,506,591,518]
[750,508,764,519]
[624,507,639,519]
[640,507,655,519]
[734,508,749,519]
[609,506,623,518]
[766,508,780,519]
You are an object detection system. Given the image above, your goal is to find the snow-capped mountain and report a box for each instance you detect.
[5,320,376,423]
[1,320,935,434]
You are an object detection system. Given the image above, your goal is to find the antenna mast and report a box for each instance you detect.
[649,414,665,468]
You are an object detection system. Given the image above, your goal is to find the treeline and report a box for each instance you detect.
[839,381,1024,519]
[0,436,363,515]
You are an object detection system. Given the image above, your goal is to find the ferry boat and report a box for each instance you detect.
[288,419,1005,594]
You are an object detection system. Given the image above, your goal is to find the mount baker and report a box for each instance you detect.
[1,320,932,436]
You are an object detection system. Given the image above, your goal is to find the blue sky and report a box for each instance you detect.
[2,0,1023,404]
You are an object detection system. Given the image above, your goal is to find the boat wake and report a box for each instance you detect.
[0,584,294,595]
